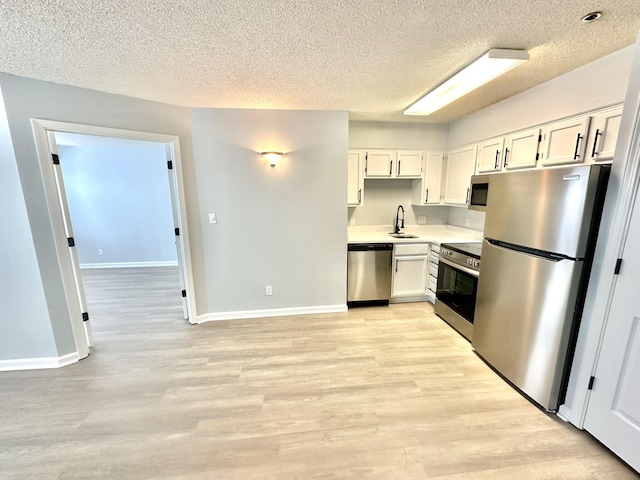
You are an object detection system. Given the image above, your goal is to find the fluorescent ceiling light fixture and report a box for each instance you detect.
[404,48,529,116]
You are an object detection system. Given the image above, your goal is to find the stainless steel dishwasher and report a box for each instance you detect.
[347,243,393,307]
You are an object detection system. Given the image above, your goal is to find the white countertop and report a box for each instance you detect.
[347,224,483,245]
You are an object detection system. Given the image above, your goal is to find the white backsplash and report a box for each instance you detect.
[348,179,449,227]
[448,206,486,232]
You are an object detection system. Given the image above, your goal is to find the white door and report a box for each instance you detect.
[505,127,540,170]
[444,145,476,205]
[587,106,624,161]
[365,150,394,177]
[396,151,423,177]
[583,192,640,472]
[539,116,591,166]
[392,256,428,297]
[164,145,191,320]
[477,137,504,173]
[347,151,362,206]
[48,134,94,346]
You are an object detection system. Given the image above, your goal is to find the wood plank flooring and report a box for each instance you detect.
[1,266,637,479]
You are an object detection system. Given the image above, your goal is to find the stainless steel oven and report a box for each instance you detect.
[434,242,482,341]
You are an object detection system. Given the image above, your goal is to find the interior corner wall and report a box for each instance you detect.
[0,73,204,357]
[0,85,57,361]
[190,108,348,314]
[447,45,635,148]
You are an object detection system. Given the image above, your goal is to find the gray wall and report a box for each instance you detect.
[59,143,177,266]
[190,108,348,313]
[447,207,485,232]
[349,179,449,227]
[0,86,57,360]
[0,73,201,359]
[448,45,634,148]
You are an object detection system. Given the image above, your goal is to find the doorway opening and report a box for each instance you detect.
[31,120,196,359]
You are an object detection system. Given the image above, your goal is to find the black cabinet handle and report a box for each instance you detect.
[494,150,499,169]
[425,188,429,203]
[503,148,509,168]
[398,160,401,176]
[574,133,583,159]
[395,259,398,272]
[365,158,368,174]
[591,129,601,157]
[389,160,392,176]
[358,188,361,203]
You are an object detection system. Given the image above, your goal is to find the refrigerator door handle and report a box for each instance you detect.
[486,238,572,262]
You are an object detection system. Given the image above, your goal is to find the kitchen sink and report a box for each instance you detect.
[388,233,418,239]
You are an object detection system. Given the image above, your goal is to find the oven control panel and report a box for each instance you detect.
[466,258,480,269]
[440,247,481,272]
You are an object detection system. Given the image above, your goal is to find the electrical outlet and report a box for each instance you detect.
[98,248,103,255]
[265,286,272,296]
[417,215,426,225]
[208,213,217,224]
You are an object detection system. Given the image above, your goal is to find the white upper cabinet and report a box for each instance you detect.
[412,151,443,205]
[504,127,540,170]
[365,150,395,177]
[396,151,423,177]
[587,105,624,162]
[477,137,505,173]
[444,144,477,205]
[539,116,591,166]
[347,150,364,206]
[364,150,423,178]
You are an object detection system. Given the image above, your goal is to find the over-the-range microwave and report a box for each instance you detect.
[468,174,492,211]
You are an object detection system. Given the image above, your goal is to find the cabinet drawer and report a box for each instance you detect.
[395,243,429,255]
[429,251,439,264]
[431,244,440,254]
[428,263,438,278]
[428,276,437,293]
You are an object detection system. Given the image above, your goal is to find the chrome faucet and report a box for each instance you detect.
[394,205,405,234]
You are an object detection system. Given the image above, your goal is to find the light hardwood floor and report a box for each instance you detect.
[1,266,637,479]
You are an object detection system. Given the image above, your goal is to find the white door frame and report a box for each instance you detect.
[31,119,198,357]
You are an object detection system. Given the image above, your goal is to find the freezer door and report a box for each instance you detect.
[484,165,603,258]
[473,240,584,410]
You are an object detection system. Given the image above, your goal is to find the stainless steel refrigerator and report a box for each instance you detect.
[473,164,610,411]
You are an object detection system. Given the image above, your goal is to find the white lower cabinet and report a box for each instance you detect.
[391,243,429,301]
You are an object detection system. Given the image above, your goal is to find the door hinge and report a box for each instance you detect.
[588,376,595,390]
[82,312,90,322]
[167,160,173,170]
[174,227,180,236]
[181,289,187,298]
[614,258,623,274]
[67,237,75,247]
[52,153,60,165]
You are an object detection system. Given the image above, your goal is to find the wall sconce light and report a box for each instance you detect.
[261,151,284,167]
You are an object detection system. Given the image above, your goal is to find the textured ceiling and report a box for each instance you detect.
[1,1,640,123]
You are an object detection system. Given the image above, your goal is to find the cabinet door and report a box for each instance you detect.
[424,152,443,204]
[444,145,476,205]
[392,255,428,297]
[505,127,540,170]
[411,151,443,206]
[347,151,363,206]
[365,150,394,177]
[396,151,423,177]
[539,116,591,166]
[587,106,623,162]
[477,137,504,173]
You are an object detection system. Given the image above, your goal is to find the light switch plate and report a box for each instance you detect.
[208,213,217,224]
[417,215,427,224]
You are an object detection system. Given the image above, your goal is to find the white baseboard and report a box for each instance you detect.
[0,352,79,372]
[196,304,347,323]
[80,261,179,269]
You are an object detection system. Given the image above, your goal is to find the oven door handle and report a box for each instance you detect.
[439,256,479,278]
